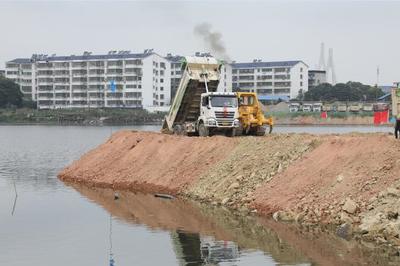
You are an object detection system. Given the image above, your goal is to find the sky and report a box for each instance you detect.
[0,0,399,85]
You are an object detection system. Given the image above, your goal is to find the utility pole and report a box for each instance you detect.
[376,66,380,87]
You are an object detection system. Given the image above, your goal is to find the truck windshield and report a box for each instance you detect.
[210,96,238,107]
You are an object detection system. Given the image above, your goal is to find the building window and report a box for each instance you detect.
[160,87,164,91]
[160,94,164,100]
[300,68,303,72]
[300,74,303,79]
[300,81,303,86]
[160,78,164,83]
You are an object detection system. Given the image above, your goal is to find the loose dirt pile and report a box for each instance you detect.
[187,134,318,209]
[59,131,238,194]
[59,131,400,249]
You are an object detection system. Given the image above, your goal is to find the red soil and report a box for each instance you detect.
[59,131,238,195]
[253,134,400,216]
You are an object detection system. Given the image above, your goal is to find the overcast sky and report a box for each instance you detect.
[1,0,399,85]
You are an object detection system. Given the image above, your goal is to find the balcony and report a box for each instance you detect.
[72,97,88,101]
[37,96,54,100]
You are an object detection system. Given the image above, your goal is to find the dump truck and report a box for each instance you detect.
[162,56,239,137]
[236,92,273,135]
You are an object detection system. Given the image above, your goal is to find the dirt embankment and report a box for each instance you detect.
[275,115,379,125]
[59,130,400,249]
[60,131,238,194]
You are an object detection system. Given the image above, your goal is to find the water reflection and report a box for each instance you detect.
[69,184,306,265]
[69,184,400,266]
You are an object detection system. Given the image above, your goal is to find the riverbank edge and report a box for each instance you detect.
[58,131,400,255]
[0,121,393,127]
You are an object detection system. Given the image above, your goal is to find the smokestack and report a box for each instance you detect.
[194,22,231,62]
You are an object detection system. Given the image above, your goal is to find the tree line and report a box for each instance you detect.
[0,77,23,108]
[300,82,385,102]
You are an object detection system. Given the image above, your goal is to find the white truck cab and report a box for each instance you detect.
[198,92,239,136]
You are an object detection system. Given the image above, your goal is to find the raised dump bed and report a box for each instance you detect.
[162,56,238,136]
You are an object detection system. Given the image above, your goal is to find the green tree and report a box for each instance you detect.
[304,81,384,102]
[0,77,23,108]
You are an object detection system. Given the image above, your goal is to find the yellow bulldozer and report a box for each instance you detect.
[236,92,274,136]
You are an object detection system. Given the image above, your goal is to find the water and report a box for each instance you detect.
[0,125,395,266]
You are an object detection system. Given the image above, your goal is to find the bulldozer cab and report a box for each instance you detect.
[237,92,259,115]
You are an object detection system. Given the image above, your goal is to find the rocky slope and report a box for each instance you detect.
[59,130,400,250]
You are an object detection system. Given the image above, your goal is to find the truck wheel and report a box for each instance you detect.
[236,123,243,136]
[268,124,273,134]
[173,125,184,135]
[198,123,209,137]
[226,128,236,137]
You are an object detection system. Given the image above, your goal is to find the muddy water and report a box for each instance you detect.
[0,125,395,266]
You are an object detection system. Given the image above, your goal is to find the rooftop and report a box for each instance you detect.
[165,54,184,63]
[309,70,326,73]
[8,51,156,64]
[231,60,307,69]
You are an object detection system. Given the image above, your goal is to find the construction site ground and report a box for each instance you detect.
[59,130,400,251]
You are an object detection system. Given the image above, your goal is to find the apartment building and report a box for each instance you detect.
[231,60,309,100]
[308,70,327,88]
[166,54,184,101]
[5,50,171,110]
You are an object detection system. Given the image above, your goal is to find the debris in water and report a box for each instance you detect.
[154,193,174,200]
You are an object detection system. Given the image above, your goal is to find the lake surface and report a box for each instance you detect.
[0,125,396,266]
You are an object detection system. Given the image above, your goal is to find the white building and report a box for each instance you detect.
[5,50,171,111]
[166,54,184,102]
[308,70,327,88]
[230,60,309,101]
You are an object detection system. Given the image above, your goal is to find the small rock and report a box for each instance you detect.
[295,213,305,223]
[272,211,279,221]
[277,163,283,173]
[221,198,230,205]
[340,212,353,224]
[336,223,352,240]
[383,224,400,238]
[387,188,400,198]
[343,198,357,214]
[336,174,344,183]
[228,182,240,190]
[236,175,243,181]
[387,211,399,220]
[272,210,295,222]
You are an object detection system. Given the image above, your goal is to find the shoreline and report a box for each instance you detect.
[58,131,400,254]
[0,121,393,127]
